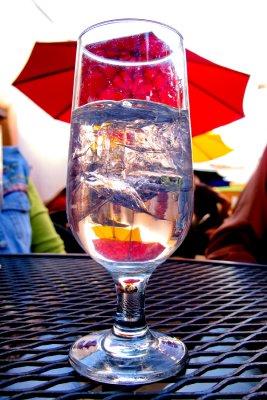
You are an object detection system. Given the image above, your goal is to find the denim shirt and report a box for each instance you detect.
[0,147,31,253]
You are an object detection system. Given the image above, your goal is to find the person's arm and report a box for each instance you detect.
[28,179,66,254]
[205,223,258,263]
[206,146,267,263]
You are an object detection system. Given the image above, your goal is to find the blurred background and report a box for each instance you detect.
[0,0,266,202]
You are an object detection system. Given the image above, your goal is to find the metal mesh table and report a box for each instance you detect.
[0,254,266,399]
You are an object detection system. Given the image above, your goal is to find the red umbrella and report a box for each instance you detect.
[12,40,249,137]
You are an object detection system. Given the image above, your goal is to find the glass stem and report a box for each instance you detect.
[112,275,150,339]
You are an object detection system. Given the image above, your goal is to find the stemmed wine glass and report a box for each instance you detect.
[67,18,193,385]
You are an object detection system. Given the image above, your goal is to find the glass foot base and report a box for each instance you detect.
[69,329,188,385]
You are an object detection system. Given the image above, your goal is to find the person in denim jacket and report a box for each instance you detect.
[0,100,65,254]
[0,146,32,252]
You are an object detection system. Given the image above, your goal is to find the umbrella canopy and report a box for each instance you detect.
[192,131,232,163]
[12,41,249,136]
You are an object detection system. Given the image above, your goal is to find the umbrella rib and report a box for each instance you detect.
[55,103,73,119]
[189,80,247,116]
[14,67,74,84]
